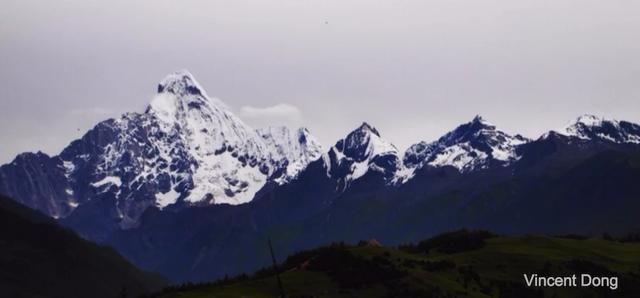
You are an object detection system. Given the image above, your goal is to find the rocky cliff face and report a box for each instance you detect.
[0,152,72,218]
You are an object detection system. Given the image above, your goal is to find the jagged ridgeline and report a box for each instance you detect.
[1,70,640,282]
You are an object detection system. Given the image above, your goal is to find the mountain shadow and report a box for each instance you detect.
[0,194,168,298]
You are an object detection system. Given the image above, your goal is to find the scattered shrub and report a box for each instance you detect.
[408,229,495,254]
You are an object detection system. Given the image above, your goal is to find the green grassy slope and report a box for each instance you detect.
[151,231,640,298]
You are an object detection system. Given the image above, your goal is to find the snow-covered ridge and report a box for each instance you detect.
[53,70,323,225]
[323,122,400,186]
[258,126,323,183]
[157,69,208,97]
[341,123,398,161]
[5,68,640,225]
[403,116,530,173]
[145,71,324,206]
[553,114,640,144]
[320,116,532,186]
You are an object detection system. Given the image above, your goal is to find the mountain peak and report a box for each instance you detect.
[147,70,230,124]
[157,70,206,97]
[554,114,640,144]
[328,122,396,163]
[355,122,380,136]
[558,114,610,139]
[341,123,393,157]
[324,123,400,185]
[468,115,496,130]
[573,114,605,126]
[440,116,498,144]
[471,115,490,125]
[403,117,529,172]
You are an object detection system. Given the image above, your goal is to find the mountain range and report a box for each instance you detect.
[1,70,640,282]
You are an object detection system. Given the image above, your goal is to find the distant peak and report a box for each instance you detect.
[338,122,396,155]
[551,114,636,141]
[335,123,382,150]
[438,116,497,142]
[472,114,485,122]
[573,114,605,126]
[470,115,494,127]
[355,122,380,137]
[157,70,206,97]
[147,70,233,124]
[558,114,609,135]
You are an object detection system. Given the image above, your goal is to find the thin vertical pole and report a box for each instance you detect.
[268,237,285,298]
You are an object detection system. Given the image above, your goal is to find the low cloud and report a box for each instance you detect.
[239,103,303,128]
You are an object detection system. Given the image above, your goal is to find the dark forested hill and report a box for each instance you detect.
[0,194,167,298]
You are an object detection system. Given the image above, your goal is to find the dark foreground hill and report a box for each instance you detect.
[150,231,640,298]
[0,194,167,298]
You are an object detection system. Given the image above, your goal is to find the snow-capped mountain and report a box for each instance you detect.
[140,70,321,207]
[0,70,322,225]
[3,67,640,284]
[322,123,401,188]
[551,114,640,144]
[104,115,640,283]
[258,126,323,184]
[403,116,530,173]
[3,71,640,235]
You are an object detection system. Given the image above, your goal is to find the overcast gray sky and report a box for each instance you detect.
[1,0,639,163]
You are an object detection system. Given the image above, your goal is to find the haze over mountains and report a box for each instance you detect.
[1,71,640,282]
